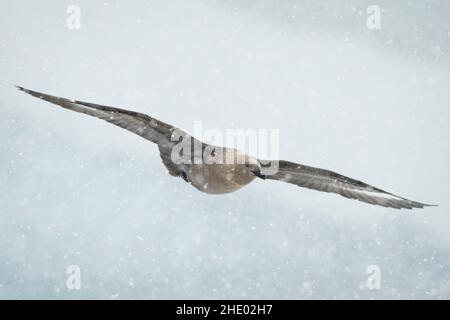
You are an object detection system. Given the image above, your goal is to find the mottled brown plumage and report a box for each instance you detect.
[16,85,435,209]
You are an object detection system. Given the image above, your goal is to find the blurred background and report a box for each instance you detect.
[0,0,449,299]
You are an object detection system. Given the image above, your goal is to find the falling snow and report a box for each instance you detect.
[0,0,449,299]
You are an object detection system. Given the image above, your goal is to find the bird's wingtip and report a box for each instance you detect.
[410,202,438,210]
[15,84,26,92]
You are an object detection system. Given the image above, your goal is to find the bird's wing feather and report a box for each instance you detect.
[16,86,187,148]
[264,160,433,209]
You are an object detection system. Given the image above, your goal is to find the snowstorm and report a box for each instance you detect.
[0,0,449,299]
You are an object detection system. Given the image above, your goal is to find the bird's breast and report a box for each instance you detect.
[184,164,256,194]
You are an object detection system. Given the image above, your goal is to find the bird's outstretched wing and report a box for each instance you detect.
[263,160,434,209]
[16,86,186,148]
[16,85,195,177]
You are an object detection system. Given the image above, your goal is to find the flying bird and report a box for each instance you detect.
[16,86,434,210]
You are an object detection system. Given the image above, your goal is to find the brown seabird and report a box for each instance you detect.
[16,86,435,210]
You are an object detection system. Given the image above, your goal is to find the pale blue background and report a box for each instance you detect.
[0,0,449,299]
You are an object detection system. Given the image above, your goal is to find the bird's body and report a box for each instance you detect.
[182,148,259,194]
[184,162,256,194]
[16,86,434,209]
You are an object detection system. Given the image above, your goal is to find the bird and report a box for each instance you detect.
[16,85,435,210]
